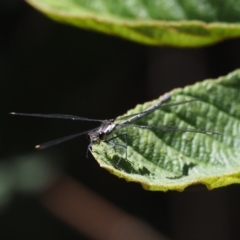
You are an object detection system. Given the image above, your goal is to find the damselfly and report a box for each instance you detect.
[10,93,219,164]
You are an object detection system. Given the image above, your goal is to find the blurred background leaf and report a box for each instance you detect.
[0,153,60,213]
[26,0,240,46]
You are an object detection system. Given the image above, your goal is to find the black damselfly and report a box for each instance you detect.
[10,93,219,164]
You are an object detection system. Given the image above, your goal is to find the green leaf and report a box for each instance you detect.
[91,69,240,191]
[26,0,240,47]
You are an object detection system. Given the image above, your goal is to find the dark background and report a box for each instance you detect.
[1,1,240,240]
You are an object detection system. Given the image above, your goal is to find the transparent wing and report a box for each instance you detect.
[35,128,99,149]
[10,112,103,122]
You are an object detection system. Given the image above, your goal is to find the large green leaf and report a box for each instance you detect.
[26,0,240,47]
[91,70,240,191]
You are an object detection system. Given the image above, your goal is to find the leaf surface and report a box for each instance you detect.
[92,70,240,191]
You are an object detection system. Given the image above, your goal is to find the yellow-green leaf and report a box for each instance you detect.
[26,0,240,46]
[92,69,240,191]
